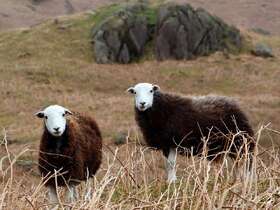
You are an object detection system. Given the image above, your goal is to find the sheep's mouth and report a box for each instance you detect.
[138,106,147,111]
[52,131,62,136]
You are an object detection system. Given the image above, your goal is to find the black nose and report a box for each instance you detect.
[54,127,60,132]
[140,102,146,106]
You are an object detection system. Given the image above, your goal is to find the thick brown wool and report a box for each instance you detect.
[38,112,102,187]
[135,92,255,160]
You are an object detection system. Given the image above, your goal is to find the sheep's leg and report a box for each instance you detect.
[48,186,59,207]
[85,183,93,201]
[66,185,77,203]
[164,148,177,183]
[84,168,93,201]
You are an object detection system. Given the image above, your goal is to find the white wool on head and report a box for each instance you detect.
[35,105,72,137]
[127,83,160,111]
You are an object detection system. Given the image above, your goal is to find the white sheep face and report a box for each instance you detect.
[35,105,72,137]
[127,83,160,111]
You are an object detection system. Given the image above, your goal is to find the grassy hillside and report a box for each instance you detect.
[0,10,279,143]
[1,6,280,209]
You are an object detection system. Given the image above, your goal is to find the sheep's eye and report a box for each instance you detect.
[45,116,48,120]
[62,113,65,117]
[134,91,136,94]
[150,90,153,93]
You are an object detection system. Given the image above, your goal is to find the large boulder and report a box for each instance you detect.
[91,2,244,63]
[91,3,151,64]
[155,3,243,60]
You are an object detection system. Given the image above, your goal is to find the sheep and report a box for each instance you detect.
[35,105,102,204]
[127,83,255,183]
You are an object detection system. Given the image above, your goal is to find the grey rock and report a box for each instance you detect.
[118,43,130,64]
[251,43,274,58]
[93,30,111,63]
[155,3,243,60]
[106,30,121,56]
[91,3,150,64]
[129,16,148,54]
[91,2,244,63]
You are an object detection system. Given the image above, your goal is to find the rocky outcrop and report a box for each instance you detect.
[91,3,244,63]
[155,3,242,60]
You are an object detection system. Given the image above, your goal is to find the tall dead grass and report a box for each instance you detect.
[1,125,280,210]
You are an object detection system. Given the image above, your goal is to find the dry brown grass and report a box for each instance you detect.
[0,9,280,210]
[1,127,280,210]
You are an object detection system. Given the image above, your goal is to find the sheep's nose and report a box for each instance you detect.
[140,102,146,106]
[54,127,60,132]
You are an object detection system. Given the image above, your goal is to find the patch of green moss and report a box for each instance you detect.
[91,2,158,30]
[90,4,124,25]
[138,6,158,25]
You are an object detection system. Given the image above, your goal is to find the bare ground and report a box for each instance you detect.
[1,0,280,35]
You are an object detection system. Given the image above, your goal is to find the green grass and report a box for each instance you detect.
[90,4,124,26]
[138,6,158,25]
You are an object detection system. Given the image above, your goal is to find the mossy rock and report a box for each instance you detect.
[91,2,244,63]
[91,2,156,64]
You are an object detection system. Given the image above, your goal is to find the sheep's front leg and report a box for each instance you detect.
[66,185,77,203]
[48,186,59,207]
[164,148,177,183]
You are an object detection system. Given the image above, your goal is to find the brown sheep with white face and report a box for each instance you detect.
[35,105,102,204]
[127,83,254,183]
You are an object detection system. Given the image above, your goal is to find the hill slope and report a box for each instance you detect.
[0,5,280,209]
[1,0,280,35]
[1,11,280,144]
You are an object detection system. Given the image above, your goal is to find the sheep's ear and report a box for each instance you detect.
[152,85,160,92]
[126,87,135,94]
[35,111,45,118]
[64,109,73,115]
